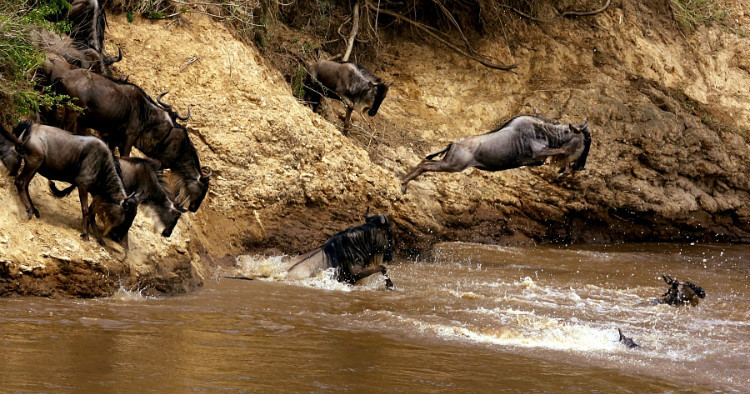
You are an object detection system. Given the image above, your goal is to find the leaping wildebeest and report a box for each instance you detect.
[0,122,139,243]
[400,115,592,193]
[649,275,706,307]
[41,53,211,212]
[304,60,392,134]
[286,209,395,289]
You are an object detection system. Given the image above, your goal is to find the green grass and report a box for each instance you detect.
[0,0,74,122]
[669,0,728,30]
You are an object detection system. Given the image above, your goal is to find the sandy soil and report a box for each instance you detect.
[1,1,748,296]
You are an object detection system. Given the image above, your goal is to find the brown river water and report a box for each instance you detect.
[1,243,748,393]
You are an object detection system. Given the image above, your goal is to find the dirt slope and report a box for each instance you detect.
[1,1,748,296]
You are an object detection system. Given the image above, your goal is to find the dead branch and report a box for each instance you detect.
[510,0,611,23]
[342,2,360,62]
[364,1,517,72]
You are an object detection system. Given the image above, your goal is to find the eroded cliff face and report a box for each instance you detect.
[1,1,748,296]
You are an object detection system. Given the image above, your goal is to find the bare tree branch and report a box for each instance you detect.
[510,0,611,23]
[342,2,360,62]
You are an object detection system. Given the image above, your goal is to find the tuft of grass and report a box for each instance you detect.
[0,0,70,123]
[669,0,728,30]
[291,65,306,100]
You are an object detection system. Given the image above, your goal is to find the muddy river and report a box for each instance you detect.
[1,243,747,393]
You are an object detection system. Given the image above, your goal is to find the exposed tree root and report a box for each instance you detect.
[509,0,612,23]
[365,1,517,72]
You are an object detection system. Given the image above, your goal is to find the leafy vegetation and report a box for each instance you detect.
[0,0,72,123]
[669,0,728,30]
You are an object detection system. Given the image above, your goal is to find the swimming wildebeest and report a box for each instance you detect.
[41,53,211,212]
[50,156,186,240]
[400,115,592,193]
[286,209,395,289]
[649,275,706,307]
[304,60,392,134]
[0,122,139,242]
[617,328,640,348]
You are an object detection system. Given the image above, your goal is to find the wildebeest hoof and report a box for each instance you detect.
[400,186,407,194]
[80,233,90,241]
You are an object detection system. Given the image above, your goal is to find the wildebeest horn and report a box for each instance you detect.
[177,106,191,121]
[104,45,123,65]
[200,167,212,180]
[582,119,589,130]
[365,206,371,219]
[157,92,170,108]
[175,196,189,212]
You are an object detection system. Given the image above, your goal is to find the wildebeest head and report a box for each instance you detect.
[119,157,185,237]
[660,275,705,306]
[151,93,210,212]
[569,119,591,171]
[364,81,392,117]
[0,132,22,176]
[364,208,395,262]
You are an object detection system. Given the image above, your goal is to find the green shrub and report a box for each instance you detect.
[669,0,727,30]
[0,0,71,123]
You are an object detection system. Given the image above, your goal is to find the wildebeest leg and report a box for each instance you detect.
[342,106,353,136]
[14,158,41,219]
[351,263,394,290]
[78,187,91,241]
[400,155,471,194]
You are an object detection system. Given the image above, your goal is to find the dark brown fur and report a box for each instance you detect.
[304,60,391,135]
[0,122,138,243]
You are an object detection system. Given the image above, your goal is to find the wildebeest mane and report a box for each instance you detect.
[320,219,394,283]
[350,63,382,83]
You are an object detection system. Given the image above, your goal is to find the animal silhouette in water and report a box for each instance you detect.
[286,208,395,289]
[617,328,640,348]
[400,115,591,193]
[650,275,706,306]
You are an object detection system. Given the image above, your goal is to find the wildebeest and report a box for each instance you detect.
[40,53,211,212]
[68,0,107,53]
[304,60,392,134]
[650,275,706,306]
[286,209,395,289]
[32,30,121,78]
[0,122,139,242]
[49,156,186,240]
[0,131,22,176]
[617,328,640,348]
[400,115,592,193]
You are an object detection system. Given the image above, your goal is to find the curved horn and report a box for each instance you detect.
[582,119,589,130]
[177,106,191,121]
[156,92,170,108]
[200,167,212,181]
[365,206,371,219]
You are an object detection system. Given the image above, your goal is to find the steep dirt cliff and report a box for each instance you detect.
[1,1,748,296]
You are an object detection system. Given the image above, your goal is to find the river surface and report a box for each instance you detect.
[1,243,748,393]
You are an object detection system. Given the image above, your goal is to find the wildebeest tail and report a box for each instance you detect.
[687,282,706,299]
[49,181,77,197]
[425,144,451,160]
[572,126,591,171]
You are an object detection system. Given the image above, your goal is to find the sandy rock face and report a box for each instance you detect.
[2,2,749,296]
